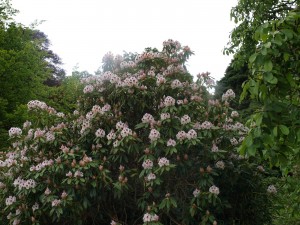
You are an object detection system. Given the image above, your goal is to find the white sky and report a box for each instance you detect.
[11,0,237,81]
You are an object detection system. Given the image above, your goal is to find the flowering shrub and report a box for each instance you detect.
[0,40,271,224]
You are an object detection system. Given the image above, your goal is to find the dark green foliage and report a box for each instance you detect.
[215,162,272,225]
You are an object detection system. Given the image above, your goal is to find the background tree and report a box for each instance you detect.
[0,4,66,149]
[224,0,299,67]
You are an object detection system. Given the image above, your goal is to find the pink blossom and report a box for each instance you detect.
[149,129,160,142]
[167,139,176,146]
[158,157,169,167]
[142,159,153,169]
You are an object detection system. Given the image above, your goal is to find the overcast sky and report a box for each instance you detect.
[11,0,237,81]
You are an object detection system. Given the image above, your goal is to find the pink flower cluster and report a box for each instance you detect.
[83,84,94,94]
[142,159,153,169]
[13,177,36,190]
[164,96,176,107]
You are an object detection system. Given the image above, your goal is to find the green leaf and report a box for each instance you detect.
[245,135,253,147]
[273,126,278,137]
[264,42,271,48]
[249,53,257,63]
[264,73,277,84]
[247,145,256,156]
[264,60,273,72]
[279,125,289,135]
[281,29,293,39]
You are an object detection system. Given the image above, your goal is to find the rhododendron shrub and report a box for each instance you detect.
[0,40,266,225]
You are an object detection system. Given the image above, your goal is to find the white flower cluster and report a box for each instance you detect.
[158,157,169,167]
[13,177,36,190]
[27,100,47,110]
[222,89,236,101]
[45,132,55,142]
[209,185,220,195]
[116,121,126,130]
[156,75,166,86]
[164,96,176,107]
[193,188,200,197]
[135,51,163,63]
[210,144,219,152]
[180,115,191,125]
[8,127,22,137]
[74,170,84,178]
[95,128,106,138]
[107,130,116,140]
[5,196,16,206]
[230,138,239,146]
[187,129,197,139]
[231,111,239,118]
[34,128,46,139]
[123,76,138,87]
[0,158,17,168]
[171,79,183,89]
[176,131,186,141]
[160,113,170,121]
[163,39,181,50]
[200,121,213,130]
[267,185,277,194]
[32,202,39,212]
[215,161,225,169]
[120,127,132,138]
[142,113,155,124]
[30,159,54,171]
[120,61,136,69]
[44,187,51,195]
[23,121,31,129]
[102,104,111,112]
[143,212,159,223]
[166,138,176,146]
[149,129,160,142]
[80,119,91,134]
[147,173,156,181]
[175,129,197,141]
[51,199,61,207]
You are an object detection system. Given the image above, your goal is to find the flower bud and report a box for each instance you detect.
[184,154,188,160]
[200,167,205,174]
[206,165,212,173]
